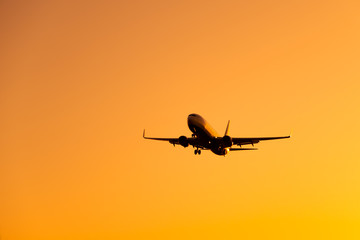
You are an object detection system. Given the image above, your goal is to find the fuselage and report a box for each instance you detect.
[187,114,229,155]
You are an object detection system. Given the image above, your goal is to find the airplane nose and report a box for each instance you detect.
[188,114,196,121]
[188,114,203,126]
[187,116,195,126]
[187,115,193,123]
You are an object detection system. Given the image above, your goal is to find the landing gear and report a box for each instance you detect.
[194,149,201,155]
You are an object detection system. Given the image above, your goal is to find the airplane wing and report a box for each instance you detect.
[232,135,290,146]
[230,148,258,151]
[143,130,199,147]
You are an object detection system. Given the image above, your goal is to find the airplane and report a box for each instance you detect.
[143,113,290,156]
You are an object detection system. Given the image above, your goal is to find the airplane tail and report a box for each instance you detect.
[224,120,230,136]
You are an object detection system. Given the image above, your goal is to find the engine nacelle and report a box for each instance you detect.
[222,148,230,155]
[222,135,233,147]
[179,136,189,147]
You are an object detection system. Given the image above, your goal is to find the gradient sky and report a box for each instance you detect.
[1,1,360,239]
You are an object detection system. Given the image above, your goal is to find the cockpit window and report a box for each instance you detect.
[189,114,199,117]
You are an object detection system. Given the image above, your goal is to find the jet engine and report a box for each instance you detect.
[222,135,233,148]
[222,148,230,155]
[179,136,189,147]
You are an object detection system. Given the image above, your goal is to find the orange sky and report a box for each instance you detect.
[1,1,360,239]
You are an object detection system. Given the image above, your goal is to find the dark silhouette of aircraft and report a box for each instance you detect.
[143,113,290,156]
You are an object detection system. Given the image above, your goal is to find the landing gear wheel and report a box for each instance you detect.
[194,149,198,155]
[198,150,201,155]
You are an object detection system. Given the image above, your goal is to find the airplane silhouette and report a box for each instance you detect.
[144,113,290,156]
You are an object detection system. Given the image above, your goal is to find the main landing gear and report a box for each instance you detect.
[194,149,201,155]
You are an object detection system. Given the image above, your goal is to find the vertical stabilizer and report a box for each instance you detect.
[224,120,230,136]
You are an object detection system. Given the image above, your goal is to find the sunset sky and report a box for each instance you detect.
[1,0,360,239]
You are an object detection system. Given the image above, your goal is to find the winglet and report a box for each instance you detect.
[224,120,230,136]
